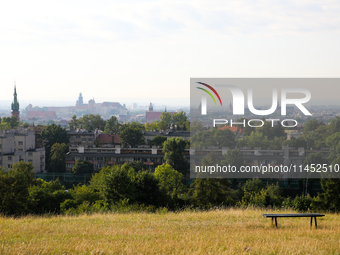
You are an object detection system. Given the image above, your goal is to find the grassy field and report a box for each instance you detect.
[1,208,340,254]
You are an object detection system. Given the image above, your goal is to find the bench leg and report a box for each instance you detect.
[311,217,313,227]
[275,217,277,227]
[315,217,317,229]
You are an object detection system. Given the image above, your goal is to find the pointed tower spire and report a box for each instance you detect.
[11,82,20,121]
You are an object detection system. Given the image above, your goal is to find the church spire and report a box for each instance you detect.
[11,82,20,121]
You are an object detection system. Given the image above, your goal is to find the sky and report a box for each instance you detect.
[0,0,340,108]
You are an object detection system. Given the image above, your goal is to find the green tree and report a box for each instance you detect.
[158,112,172,130]
[49,143,68,172]
[120,122,145,148]
[191,128,236,149]
[154,164,186,200]
[28,179,72,214]
[304,119,323,132]
[172,111,188,130]
[305,152,328,165]
[189,177,233,207]
[0,162,35,215]
[41,124,69,170]
[1,116,20,129]
[145,121,160,131]
[132,170,164,207]
[78,114,106,131]
[104,116,120,134]
[221,149,244,171]
[69,115,79,131]
[238,131,269,149]
[163,137,189,175]
[147,135,167,147]
[72,160,94,174]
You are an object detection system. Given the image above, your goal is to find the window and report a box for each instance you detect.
[28,152,33,157]
[8,156,12,160]
[88,138,92,142]
[18,141,23,145]
[19,149,23,152]
[28,160,33,163]
[76,135,80,139]
[82,138,87,142]
[8,164,11,168]
[0,144,2,149]
[70,138,74,142]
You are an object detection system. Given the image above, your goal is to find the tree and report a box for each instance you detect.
[120,122,145,148]
[259,120,286,140]
[221,149,244,171]
[172,111,188,130]
[305,152,328,165]
[128,161,146,172]
[0,162,35,216]
[132,170,164,207]
[1,116,20,129]
[191,128,236,149]
[304,119,323,132]
[72,160,94,174]
[48,143,68,172]
[145,121,160,131]
[41,124,69,170]
[158,112,172,130]
[78,114,105,131]
[189,177,232,207]
[238,131,269,149]
[163,137,189,175]
[147,135,167,147]
[104,116,120,134]
[69,115,79,131]
[100,165,136,204]
[154,164,186,200]
[28,179,72,214]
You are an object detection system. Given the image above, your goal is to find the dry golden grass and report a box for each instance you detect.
[1,208,340,254]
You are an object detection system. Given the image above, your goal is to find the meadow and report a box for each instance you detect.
[1,208,340,255]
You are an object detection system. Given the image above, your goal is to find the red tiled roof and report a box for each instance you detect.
[27,111,57,119]
[145,111,175,121]
[219,125,244,133]
[97,134,121,144]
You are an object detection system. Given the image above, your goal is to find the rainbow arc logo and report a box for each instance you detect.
[196,82,223,106]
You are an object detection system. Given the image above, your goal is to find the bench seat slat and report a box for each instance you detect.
[263,213,325,218]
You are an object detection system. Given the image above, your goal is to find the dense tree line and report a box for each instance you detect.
[2,162,340,216]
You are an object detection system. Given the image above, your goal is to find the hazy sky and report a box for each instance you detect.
[1,0,340,107]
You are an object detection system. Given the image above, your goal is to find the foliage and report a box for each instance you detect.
[104,116,120,134]
[158,112,172,130]
[78,114,106,131]
[238,131,269,149]
[28,179,72,214]
[239,184,283,208]
[69,115,79,130]
[120,122,145,148]
[303,119,323,132]
[48,143,68,172]
[41,124,69,170]
[1,116,20,129]
[191,128,236,149]
[163,137,189,175]
[221,149,244,171]
[189,178,234,207]
[154,164,186,200]
[0,162,35,215]
[72,160,94,174]
[147,135,167,147]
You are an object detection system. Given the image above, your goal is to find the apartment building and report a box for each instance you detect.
[0,128,45,172]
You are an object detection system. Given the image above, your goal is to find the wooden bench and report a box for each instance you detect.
[263,213,325,229]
